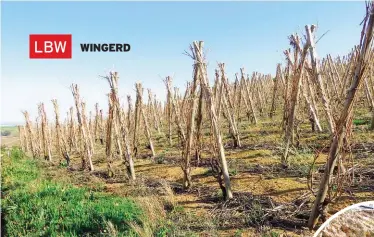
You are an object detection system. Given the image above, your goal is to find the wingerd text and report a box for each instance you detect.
[80,43,131,52]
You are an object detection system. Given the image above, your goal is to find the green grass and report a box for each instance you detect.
[353,119,370,126]
[1,147,145,237]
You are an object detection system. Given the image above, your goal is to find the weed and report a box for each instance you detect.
[58,161,68,168]
[353,119,370,126]
[155,154,166,164]
[246,200,265,226]
[234,229,244,237]
[262,230,281,237]
[172,205,185,213]
[229,168,238,176]
[155,226,173,237]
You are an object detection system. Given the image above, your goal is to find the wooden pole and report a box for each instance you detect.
[192,41,233,200]
[306,24,336,134]
[308,7,374,227]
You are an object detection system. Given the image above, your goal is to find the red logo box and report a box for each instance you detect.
[29,34,72,59]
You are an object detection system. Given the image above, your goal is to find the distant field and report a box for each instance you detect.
[1,126,19,147]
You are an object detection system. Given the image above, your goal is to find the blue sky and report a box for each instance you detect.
[1,1,366,125]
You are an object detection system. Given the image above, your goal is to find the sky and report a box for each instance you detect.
[0,1,366,125]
